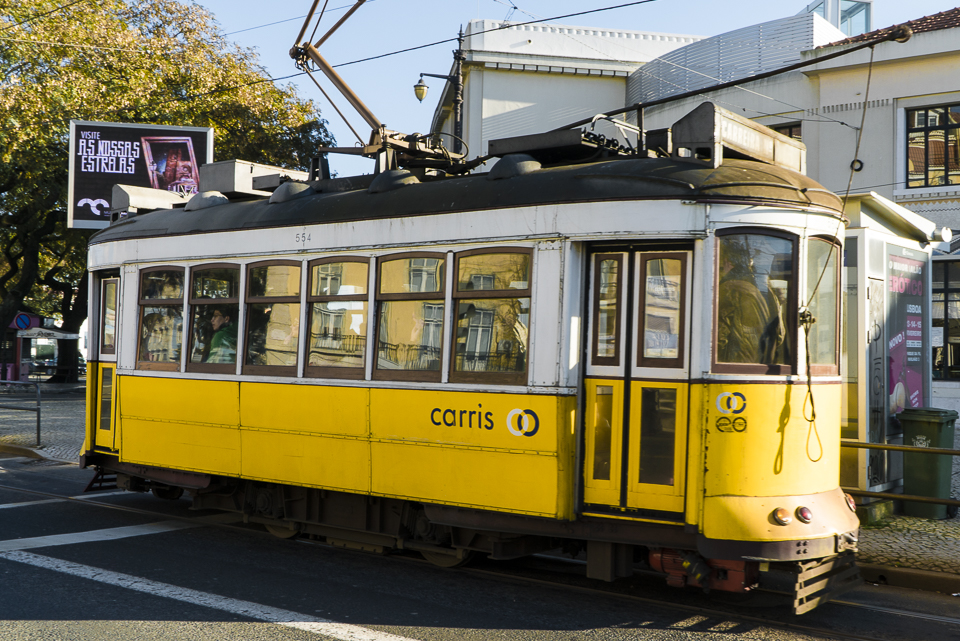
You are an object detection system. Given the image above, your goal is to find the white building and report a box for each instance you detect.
[425,19,703,163]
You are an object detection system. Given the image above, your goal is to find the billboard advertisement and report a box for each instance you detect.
[886,246,928,416]
[68,121,213,229]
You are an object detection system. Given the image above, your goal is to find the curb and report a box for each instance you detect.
[859,563,960,594]
[0,443,75,464]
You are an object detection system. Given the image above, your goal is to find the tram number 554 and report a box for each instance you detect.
[295,232,311,245]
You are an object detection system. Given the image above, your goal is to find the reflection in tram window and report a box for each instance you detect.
[244,263,301,373]
[307,260,368,374]
[643,259,682,359]
[100,279,118,355]
[716,234,793,367]
[806,239,839,369]
[376,255,445,378]
[593,386,614,481]
[595,257,621,362]
[639,387,676,486]
[454,297,530,374]
[137,268,185,368]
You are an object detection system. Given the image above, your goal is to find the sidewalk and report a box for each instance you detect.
[1,382,958,594]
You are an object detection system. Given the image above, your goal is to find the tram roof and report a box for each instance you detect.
[89,156,843,246]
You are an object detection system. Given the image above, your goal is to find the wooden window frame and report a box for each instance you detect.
[373,251,446,383]
[636,252,687,370]
[591,253,624,368]
[450,247,533,386]
[242,260,301,378]
[136,266,185,372]
[99,277,120,356]
[806,237,841,377]
[905,103,960,189]
[712,228,798,376]
[186,263,241,375]
[304,256,369,380]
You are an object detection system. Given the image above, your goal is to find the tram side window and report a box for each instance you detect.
[806,239,840,374]
[591,254,623,367]
[451,249,531,385]
[374,253,445,382]
[305,258,368,378]
[137,268,185,371]
[638,254,686,369]
[187,265,240,373]
[100,278,119,356]
[715,232,796,373]
[243,261,301,377]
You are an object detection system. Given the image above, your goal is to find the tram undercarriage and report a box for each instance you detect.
[91,454,860,614]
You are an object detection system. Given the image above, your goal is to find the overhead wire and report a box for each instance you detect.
[0,0,87,34]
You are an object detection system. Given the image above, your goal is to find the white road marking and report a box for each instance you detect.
[1,550,418,641]
[71,490,130,500]
[0,498,63,510]
[0,521,199,552]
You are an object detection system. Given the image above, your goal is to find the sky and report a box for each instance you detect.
[192,0,960,176]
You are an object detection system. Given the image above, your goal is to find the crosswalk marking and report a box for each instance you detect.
[1,550,419,641]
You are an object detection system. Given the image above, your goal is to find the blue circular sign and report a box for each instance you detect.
[14,313,30,330]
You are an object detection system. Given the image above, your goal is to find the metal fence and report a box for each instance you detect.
[841,441,960,508]
[0,381,41,447]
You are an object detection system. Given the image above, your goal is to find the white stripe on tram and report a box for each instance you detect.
[0,550,419,641]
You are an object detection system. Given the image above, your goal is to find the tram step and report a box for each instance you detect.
[83,469,118,492]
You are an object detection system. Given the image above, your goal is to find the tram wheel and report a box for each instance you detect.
[265,524,299,539]
[151,486,184,501]
[421,550,475,568]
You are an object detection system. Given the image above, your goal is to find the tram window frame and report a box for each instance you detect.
[713,228,798,376]
[450,247,532,386]
[805,237,841,377]
[373,251,446,383]
[636,252,687,370]
[304,256,369,380]
[136,266,186,372]
[186,263,241,375]
[242,260,301,378]
[99,277,120,356]
[591,253,624,368]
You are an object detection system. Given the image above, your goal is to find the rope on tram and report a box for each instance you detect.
[800,308,824,462]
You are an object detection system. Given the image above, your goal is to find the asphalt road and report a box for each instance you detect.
[0,454,958,641]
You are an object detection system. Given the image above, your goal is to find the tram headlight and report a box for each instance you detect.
[844,493,857,512]
[772,508,792,526]
[795,506,813,524]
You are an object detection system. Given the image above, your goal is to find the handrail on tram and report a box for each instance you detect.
[0,380,42,447]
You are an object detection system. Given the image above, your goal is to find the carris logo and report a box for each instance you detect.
[716,392,746,415]
[506,409,539,437]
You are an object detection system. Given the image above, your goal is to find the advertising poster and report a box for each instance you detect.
[887,248,928,416]
[68,121,213,229]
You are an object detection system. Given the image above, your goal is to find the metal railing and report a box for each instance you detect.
[841,441,960,508]
[0,381,41,447]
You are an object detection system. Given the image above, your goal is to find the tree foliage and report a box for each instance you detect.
[0,0,333,381]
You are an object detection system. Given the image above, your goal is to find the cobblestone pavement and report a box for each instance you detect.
[2,383,959,582]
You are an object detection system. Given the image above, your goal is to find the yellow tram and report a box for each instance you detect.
[82,103,860,614]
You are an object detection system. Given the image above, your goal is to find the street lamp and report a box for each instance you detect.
[414,28,465,154]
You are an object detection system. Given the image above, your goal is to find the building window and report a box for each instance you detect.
[187,264,240,373]
[375,253,445,381]
[906,104,960,189]
[451,249,531,385]
[137,268,185,370]
[932,260,960,379]
[305,258,368,378]
[773,123,802,141]
[243,261,301,376]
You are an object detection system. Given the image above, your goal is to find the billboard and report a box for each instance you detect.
[68,121,213,229]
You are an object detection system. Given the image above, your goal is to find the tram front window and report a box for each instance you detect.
[716,233,794,369]
[806,239,840,371]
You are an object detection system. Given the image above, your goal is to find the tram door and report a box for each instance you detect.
[583,250,690,515]
[93,276,119,450]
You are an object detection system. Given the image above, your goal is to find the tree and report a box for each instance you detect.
[0,0,333,382]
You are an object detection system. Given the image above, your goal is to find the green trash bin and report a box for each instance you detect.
[898,408,958,520]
